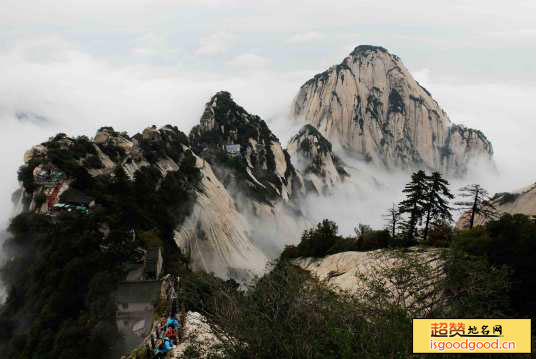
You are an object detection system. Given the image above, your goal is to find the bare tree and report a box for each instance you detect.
[455,184,497,229]
[383,204,401,238]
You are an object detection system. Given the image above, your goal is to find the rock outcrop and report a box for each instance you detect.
[457,182,536,228]
[294,248,443,315]
[172,312,222,358]
[287,124,349,194]
[23,144,48,163]
[294,251,386,293]
[291,45,493,176]
[188,92,313,262]
[491,183,536,218]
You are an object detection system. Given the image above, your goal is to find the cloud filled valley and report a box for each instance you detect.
[1,38,535,230]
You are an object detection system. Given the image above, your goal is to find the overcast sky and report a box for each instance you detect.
[0,0,535,224]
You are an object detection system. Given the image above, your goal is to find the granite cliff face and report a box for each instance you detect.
[292,45,493,176]
[173,154,268,280]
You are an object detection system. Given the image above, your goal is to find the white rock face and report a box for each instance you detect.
[171,312,221,359]
[23,145,47,163]
[293,251,382,293]
[292,45,493,176]
[174,155,268,280]
[493,183,536,217]
[294,248,443,314]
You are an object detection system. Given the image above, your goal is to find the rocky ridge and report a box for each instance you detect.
[19,124,268,280]
[17,92,345,281]
[294,248,444,315]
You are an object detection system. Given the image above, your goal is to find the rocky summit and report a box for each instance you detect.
[190,91,304,204]
[287,124,349,194]
[292,45,493,176]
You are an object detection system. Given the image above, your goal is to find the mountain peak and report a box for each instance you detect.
[191,91,278,150]
[213,90,232,99]
[190,93,303,203]
[292,124,333,155]
[201,91,248,123]
[206,90,234,107]
[292,45,493,176]
[349,44,389,57]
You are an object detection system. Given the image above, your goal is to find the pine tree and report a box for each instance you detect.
[398,170,428,243]
[422,172,454,243]
[455,184,497,229]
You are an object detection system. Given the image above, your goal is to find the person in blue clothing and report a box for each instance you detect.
[154,337,174,358]
[165,337,175,348]
[154,339,166,359]
[166,315,181,331]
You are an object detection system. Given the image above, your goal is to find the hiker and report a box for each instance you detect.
[154,339,166,359]
[165,337,175,349]
[166,316,180,331]
[154,338,174,358]
[165,325,178,345]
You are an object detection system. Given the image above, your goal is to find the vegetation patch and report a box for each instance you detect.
[388,88,405,114]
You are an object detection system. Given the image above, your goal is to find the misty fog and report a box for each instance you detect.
[1,67,535,239]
